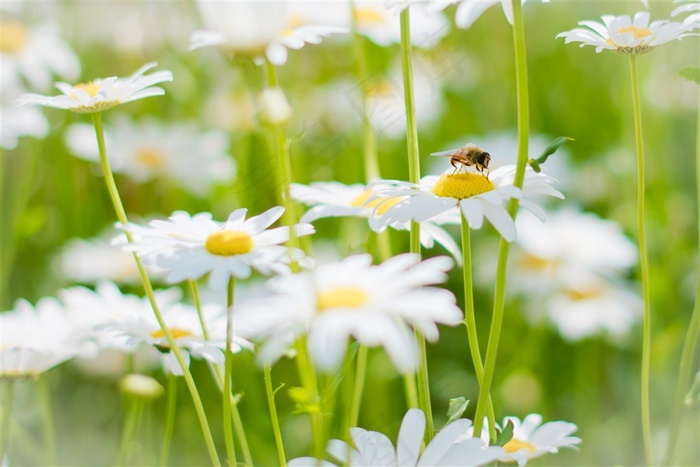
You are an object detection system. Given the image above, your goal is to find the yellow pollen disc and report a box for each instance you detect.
[354,7,386,25]
[431,173,494,199]
[73,82,101,98]
[617,25,652,40]
[316,287,368,312]
[518,253,555,270]
[1,21,28,52]
[503,438,536,454]
[151,328,193,340]
[136,147,165,169]
[566,286,604,301]
[350,190,402,215]
[205,230,254,256]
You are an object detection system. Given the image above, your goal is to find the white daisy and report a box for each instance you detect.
[121,206,315,290]
[1,297,81,378]
[370,166,563,243]
[191,0,347,66]
[235,253,462,372]
[429,0,550,30]
[63,117,235,196]
[289,408,504,466]
[0,100,48,150]
[556,11,700,55]
[672,0,700,23]
[291,181,462,263]
[18,62,173,113]
[465,414,581,466]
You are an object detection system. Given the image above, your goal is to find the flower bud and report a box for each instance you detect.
[119,373,164,399]
[259,87,291,128]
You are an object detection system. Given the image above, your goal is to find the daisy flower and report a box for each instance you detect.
[121,206,315,290]
[63,117,235,196]
[235,253,462,372]
[370,166,563,243]
[191,0,347,66]
[672,0,700,23]
[465,414,581,466]
[0,100,48,150]
[429,0,550,30]
[18,62,173,113]
[289,408,504,466]
[1,297,81,378]
[556,11,700,55]
[291,181,462,263]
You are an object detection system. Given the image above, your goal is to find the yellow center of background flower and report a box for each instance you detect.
[431,173,494,199]
[351,191,402,215]
[73,82,101,98]
[1,21,28,53]
[151,328,193,340]
[503,438,536,453]
[354,7,385,25]
[565,286,604,301]
[136,147,166,169]
[205,231,254,256]
[316,287,368,311]
[617,26,652,40]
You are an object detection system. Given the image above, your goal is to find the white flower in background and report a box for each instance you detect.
[63,117,235,196]
[289,409,504,466]
[121,206,315,290]
[191,0,347,65]
[429,0,550,30]
[18,62,173,113]
[0,20,80,92]
[556,11,700,55]
[465,414,581,466]
[1,297,81,378]
[0,101,48,150]
[291,181,462,263]
[370,166,562,242]
[235,254,462,372]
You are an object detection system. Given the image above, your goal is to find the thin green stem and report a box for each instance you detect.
[117,397,145,466]
[37,374,57,465]
[189,280,210,341]
[160,373,177,467]
[91,112,220,467]
[1,380,14,460]
[223,278,237,466]
[473,0,530,437]
[629,55,653,467]
[294,339,324,459]
[460,214,497,441]
[264,366,286,466]
[348,345,368,430]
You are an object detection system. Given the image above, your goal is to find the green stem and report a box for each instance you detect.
[347,345,368,430]
[37,374,57,465]
[223,278,237,466]
[117,396,145,466]
[294,339,324,459]
[160,373,177,467]
[189,280,210,340]
[473,0,530,437]
[1,380,14,460]
[91,112,220,467]
[264,366,286,466]
[402,373,420,410]
[629,54,653,467]
[460,214,497,441]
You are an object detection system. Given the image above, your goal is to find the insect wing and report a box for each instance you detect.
[430,149,459,158]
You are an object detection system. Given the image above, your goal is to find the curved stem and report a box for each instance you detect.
[629,55,653,467]
[37,374,57,465]
[460,214,497,441]
[160,373,177,467]
[91,112,220,466]
[1,380,15,460]
[264,366,286,466]
[347,345,368,431]
[117,396,145,466]
[473,0,530,437]
[223,278,237,466]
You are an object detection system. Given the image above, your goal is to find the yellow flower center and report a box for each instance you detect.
[431,173,494,199]
[1,21,28,53]
[503,438,536,454]
[73,81,101,98]
[518,253,556,270]
[150,328,193,340]
[205,231,254,256]
[565,286,604,301]
[136,147,165,169]
[617,25,652,40]
[316,287,368,311]
[354,7,386,25]
[350,190,403,215]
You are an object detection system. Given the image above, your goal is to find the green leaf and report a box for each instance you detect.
[536,136,574,165]
[679,67,700,85]
[496,419,515,446]
[445,397,469,425]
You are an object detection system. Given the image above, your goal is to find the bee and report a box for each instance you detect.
[430,143,491,178]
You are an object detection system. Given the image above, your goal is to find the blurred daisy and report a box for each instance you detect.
[64,117,235,196]
[191,0,347,65]
[289,408,504,466]
[1,297,80,378]
[465,414,580,466]
[292,181,462,262]
[235,254,462,372]
[18,62,173,113]
[672,0,700,23]
[0,101,48,150]
[121,206,315,290]
[370,166,563,243]
[556,11,700,55]
[430,0,550,30]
